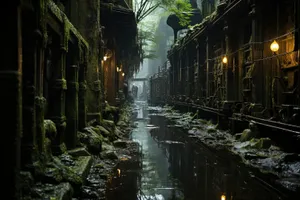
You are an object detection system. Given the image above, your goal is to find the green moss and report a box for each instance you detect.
[94,163,104,169]
[35,96,46,109]
[78,40,84,62]
[62,78,67,90]
[44,119,57,140]
[63,15,71,52]
[207,127,217,133]
[60,143,67,154]
[198,119,208,124]
[245,63,255,78]
[252,138,273,149]
[52,157,83,185]
[191,110,199,120]
[40,0,48,47]
[48,0,63,21]
[240,129,256,142]
[48,0,89,50]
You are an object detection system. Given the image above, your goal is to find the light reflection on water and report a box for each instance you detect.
[131,102,289,200]
[131,101,183,200]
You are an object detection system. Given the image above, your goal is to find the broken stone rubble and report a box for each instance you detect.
[20,104,141,200]
[148,105,300,192]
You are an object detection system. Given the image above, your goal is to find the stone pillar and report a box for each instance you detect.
[33,0,47,157]
[249,0,263,104]
[94,80,102,123]
[22,25,38,165]
[206,36,210,99]
[223,20,229,101]
[65,65,79,149]
[0,2,22,199]
[196,42,200,98]
[79,62,87,130]
[49,46,67,154]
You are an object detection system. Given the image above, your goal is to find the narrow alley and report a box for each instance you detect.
[2,0,300,200]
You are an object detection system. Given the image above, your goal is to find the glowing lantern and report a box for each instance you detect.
[270,40,279,52]
[222,56,228,64]
[122,73,125,77]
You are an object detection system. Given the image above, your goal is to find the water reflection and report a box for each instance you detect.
[132,102,184,200]
[132,102,287,200]
[150,115,288,200]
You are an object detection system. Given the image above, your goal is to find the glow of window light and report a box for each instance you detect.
[221,195,226,200]
[270,40,279,52]
[103,56,107,61]
[117,169,121,177]
[222,56,228,64]
[122,73,125,77]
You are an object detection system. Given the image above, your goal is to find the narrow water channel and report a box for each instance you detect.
[131,101,183,200]
[130,101,287,200]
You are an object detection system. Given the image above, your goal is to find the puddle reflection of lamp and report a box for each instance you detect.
[117,169,121,177]
[221,194,226,200]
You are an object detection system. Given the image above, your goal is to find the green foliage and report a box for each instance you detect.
[135,0,193,26]
[135,0,193,62]
[138,21,160,61]
[165,0,193,26]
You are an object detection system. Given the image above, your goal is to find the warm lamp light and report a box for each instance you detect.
[270,40,279,52]
[117,67,119,72]
[222,56,228,64]
[103,56,107,61]
[221,195,226,200]
[122,73,125,77]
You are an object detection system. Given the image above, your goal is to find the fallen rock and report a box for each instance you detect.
[31,182,73,200]
[94,163,105,169]
[102,120,115,132]
[68,147,91,157]
[81,186,100,199]
[113,140,127,148]
[96,125,110,137]
[252,138,273,149]
[207,124,218,133]
[51,157,83,187]
[102,142,114,151]
[114,127,124,137]
[58,154,75,166]
[101,150,118,160]
[79,127,103,154]
[240,129,256,142]
[117,120,127,127]
[43,167,63,183]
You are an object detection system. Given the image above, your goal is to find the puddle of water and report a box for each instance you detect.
[131,102,184,200]
[131,102,291,200]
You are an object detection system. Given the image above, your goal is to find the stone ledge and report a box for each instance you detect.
[71,155,93,182]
